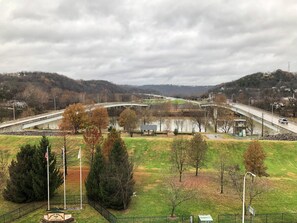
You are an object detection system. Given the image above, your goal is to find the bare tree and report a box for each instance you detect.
[228,165,268,213]
[174,119,184,132]
[192,110,205,132]
[171,138,189,182]
[217,108,234,133]
[163,178,196,217]
[138,107,153,125]
[164,119,171,135]
[246,116,254,136]
[216,145,233,194]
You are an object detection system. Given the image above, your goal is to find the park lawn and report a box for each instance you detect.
[1,135,297,221]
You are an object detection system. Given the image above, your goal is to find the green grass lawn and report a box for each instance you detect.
[1,135,297,221]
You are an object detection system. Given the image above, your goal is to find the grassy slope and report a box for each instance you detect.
[1,135,297,221]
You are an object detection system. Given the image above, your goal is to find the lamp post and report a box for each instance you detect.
[242,172,256,223]
[248,97,252,114]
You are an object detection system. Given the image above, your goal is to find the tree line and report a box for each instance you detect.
[169,135,269,216]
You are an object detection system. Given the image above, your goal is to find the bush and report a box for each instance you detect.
[173,128,178,136]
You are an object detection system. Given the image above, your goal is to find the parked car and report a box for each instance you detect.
[278,118,288,124]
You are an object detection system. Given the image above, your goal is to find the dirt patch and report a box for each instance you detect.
[66,167,90,185]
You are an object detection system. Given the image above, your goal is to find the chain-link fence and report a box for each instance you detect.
[0,202,44,223]
[88,199,117,223]
[218,213,297,223]
[116,215,194,223]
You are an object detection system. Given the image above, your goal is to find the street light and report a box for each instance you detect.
[248,97,252,114]
[231,93,235,102]
[248,97,253,106]
[242,172,256,223]
[271,102,277,124]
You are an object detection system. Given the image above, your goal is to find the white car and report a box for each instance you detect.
[278,118,288,124]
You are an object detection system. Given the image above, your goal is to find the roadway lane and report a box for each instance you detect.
[229,102,297,134]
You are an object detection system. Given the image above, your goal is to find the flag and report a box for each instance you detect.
[45,150,48,161]
[78,148,81,159]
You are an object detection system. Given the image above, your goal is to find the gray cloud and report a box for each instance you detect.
[0,0,297,85]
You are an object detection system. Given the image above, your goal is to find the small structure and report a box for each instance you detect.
[141,124,157,136]
[198,214,213,223]
[233,118,247,137]
[42,211,74,223]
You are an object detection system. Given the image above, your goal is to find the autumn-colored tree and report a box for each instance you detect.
[83,126,102,164]
[86,129,134,210]
[214,93,227,104]
[244,141,269,177]
[187,133,207,176]
[118,108,138,137]
[60,103,89,134]
[171,138,189,182]
[0,151,8,192]
[91,107,109,133]
[102,129,123,159]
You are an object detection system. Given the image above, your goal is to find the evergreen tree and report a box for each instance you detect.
[3,145,36,202]
[31,136,63,200]
[85,146,106,202]
[3,136,63,203]
[86,130,134,210]
[105,137,134,210]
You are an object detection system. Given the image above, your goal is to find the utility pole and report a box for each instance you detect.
[12,103,16,120]
[54,97,57,110]
[261,113,264,137]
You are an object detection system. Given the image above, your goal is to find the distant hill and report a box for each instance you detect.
[135,85,214,97]
[0,71,126,95]
[0,71,152,119]
[210,69,297,95]
[208,69,297,113]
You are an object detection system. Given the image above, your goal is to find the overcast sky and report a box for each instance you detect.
[1,0,297,86]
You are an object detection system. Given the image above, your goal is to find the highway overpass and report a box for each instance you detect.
[0,102,148,132]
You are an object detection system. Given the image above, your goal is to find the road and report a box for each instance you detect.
[0,102,148,132]
[228,102,297,133]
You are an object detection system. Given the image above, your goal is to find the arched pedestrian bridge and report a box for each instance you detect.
[0,102,148,132]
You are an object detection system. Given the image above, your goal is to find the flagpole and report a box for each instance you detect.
[79,147,82,209]
[63,147,67,210]
[47,146,50,211]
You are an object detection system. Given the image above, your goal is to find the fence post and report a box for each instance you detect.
[266,214,268,223]
[281,213,284,223]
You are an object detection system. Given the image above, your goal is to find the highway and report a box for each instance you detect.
[0,102,148,132]
[228,102,297,133]
[143,93,297,133]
